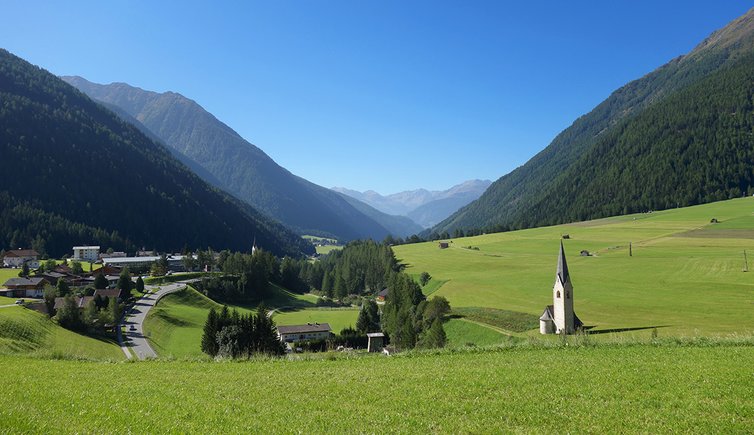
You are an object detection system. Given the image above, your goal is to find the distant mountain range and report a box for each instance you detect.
[62,77,416,240]
[0,49,312,258]
[434,7,754,234]
[333,179,491,228]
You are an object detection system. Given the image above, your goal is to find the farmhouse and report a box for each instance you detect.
[53,296,95,311]
[93,288,124,301]
[277,323,332,343]
[2,277,50,298]
[2,249,40,269]
[72,246,100,262]
[540,241,583,335]
[376,288,389,302]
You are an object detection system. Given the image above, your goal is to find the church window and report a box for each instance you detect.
[566,291,570,299]
[556,291,560,298]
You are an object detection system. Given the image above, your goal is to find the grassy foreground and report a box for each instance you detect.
[0,340,751,432]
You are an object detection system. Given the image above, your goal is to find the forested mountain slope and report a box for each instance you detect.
[62,76,393,241]
[434,7,754,234]
[0,49,312,257]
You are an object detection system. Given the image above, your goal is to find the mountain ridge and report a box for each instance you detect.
[0,49,312,257]
[62,76,396,242]
[433,7,754,234]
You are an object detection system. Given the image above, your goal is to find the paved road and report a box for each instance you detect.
[120,282,188,360]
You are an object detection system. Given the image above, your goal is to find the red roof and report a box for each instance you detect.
[4,249,39,258]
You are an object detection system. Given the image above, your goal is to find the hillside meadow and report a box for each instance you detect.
[0,339,751,433]
[395,197,754,337]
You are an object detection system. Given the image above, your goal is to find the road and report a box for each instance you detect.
[119,282,188,360]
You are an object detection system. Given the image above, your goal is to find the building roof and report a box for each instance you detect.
[4,249,39,258]
[93,288,122,299]
[40,272,66,279]
[539,305,554,321]
[3,277,48,288]
[53,296,95,310]
[277,323,332,334]
[367,332,385,338]
[557,241,570,284]
[73,246,100,250]
[377,288,389,298]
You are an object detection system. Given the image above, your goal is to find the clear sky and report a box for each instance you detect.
[2,1,752,194]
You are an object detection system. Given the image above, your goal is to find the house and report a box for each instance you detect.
[2,249,40,269]
[38,271,66,285]
[277,323,332,343]
[93,288,123,302]
[438,242,449,249]
[72,246,100,262]
[2,277,50,298]
[539,241,583,335]
[53,296,95,311]
[376,288,389,302]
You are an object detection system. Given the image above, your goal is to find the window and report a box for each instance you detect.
[556,291,561,298]
[566,291,570,299]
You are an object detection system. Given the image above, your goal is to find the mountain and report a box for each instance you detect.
[333,193,424,237]
[434,7,754,234]
[0,49,313,258]
[61,76,392,242]
[332,179,491,227]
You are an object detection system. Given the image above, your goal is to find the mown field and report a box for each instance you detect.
[394,197,754,337]
[143,286,354,358]
[0,340,751,432]
[0,306,123,360]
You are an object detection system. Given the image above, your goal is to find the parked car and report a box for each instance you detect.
[14,299,23,305]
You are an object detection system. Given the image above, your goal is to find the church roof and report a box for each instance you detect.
[539,305,554,321]
[557,240,570,284]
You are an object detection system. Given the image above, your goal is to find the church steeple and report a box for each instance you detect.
[557,240,570,285]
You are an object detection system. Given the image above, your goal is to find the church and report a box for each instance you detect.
[539,241,583,334]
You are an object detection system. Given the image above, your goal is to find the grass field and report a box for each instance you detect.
[272,308,359,334]
[0,340,751,432]
[394,197,754,337]
[0,306,123,360]
[0,267,21,285]
[443,318,511,347]
[144,285,337,358]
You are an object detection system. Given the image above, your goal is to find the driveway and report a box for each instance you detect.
[119,282,188,360]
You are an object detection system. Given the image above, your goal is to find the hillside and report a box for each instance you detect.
[396,197,754,337]
[0,306,123,360]
[62,76,394,242]
[334,192,423,236]
[333,179,491,228]
[434,7,754,234]
[0,49,311,258]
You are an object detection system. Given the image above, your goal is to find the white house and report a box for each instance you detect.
[540,241,583,335]
[2,249,40,269]
[72,246,100,262]
[277,323,332,343]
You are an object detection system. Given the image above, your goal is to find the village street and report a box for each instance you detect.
[119,281,191,360]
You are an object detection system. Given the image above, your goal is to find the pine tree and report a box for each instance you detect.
[135,276,145,294]
[201,306,219,357]
[94,273,108,289]
[117,267,133,294]
[56,279,70,297]
[422,318,447,349]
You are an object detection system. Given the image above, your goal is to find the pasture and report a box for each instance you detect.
[0,339,751,432]
[0,305,123,360]
[394,197,754,337]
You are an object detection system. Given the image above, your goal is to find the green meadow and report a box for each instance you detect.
[0,306,123,360]
[0,339,751,433]
[143,285,355,357]
[394,197,754,337]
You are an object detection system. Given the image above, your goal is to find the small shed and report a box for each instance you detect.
[710,218,719,223]
[580,250,590,257]
[367,332,385,352]
[562,234,570,239]
[438,242,449,249]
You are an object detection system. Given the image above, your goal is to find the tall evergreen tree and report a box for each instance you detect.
[201,306,219,357]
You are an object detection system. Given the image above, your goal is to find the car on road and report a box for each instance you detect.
[14,299,23,305]
[129,325,136,331]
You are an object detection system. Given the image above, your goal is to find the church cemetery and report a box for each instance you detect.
[394,197,754,337]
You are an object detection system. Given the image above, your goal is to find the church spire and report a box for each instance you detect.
[557,240,570,284]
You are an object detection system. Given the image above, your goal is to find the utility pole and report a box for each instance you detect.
[629,242,632,257]
[744,250,749,272]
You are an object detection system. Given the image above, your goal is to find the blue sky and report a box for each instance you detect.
[2,1,752,193]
